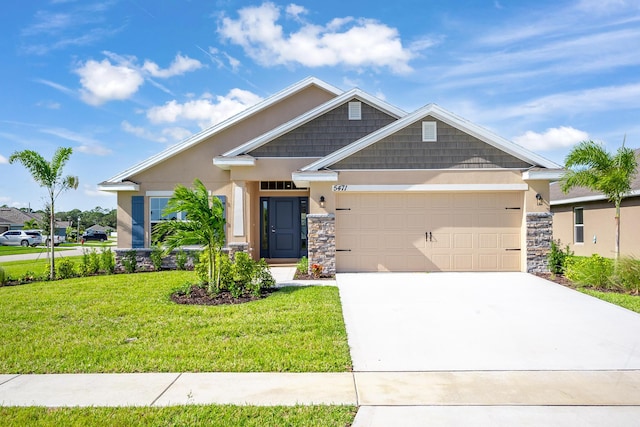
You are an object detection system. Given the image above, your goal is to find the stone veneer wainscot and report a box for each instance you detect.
[526,212,553,274]
[307,214,336,275]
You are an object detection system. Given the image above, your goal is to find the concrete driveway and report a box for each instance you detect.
[337,272,640,372]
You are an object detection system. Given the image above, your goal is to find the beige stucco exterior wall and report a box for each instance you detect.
[114,86,336,248]
[552,197,640,258]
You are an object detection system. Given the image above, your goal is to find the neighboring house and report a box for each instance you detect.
[85,224,109,234]
[99,77,562,273]
[550,148,640,258]
[0,207,42,233]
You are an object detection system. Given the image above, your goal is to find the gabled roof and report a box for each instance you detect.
[550,148,640,205]
[0,207,41,226]
[301,103,561,172]
[216,89,406,159]
[101,77,343,185]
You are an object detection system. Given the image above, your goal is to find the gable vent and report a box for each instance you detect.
[422,121,437,142]
[348,101,362,120]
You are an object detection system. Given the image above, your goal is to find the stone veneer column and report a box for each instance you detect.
[227,242,249,261]
[526,212,553,273]
[307,213,336,275]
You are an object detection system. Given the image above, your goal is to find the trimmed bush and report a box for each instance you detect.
[150,246,164,271]
[122,250,138,274]
[0,266,6,285]
[100,248,115,274]
[56,257,76,279]
[296,256,309,275]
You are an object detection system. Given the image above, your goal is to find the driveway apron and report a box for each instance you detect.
[337,272,640,372]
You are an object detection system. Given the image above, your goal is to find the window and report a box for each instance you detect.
[574,207,584,244]
[260,181,307,191]
[150,197,186,242]
[348,101,362,120]
[422,121,437,142]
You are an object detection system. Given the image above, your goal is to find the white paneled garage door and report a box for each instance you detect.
[335,192,523,272]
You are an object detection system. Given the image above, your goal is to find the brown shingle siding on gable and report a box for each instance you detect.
[332,117,532,169]
[248,101,396,157]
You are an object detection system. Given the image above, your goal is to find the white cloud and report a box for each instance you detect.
[146,89,263,129]
[40,127,112,156]
[218,2,415,74]
[75,58,144,105]
[0,154,8,164]
[36,100,61,109]
[142,53,203,78]
[121,121,193,143]
[513,127,589,151]
[285,4,307,20]
[74,52,203,105]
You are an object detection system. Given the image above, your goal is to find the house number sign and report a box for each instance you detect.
[332,185,348,192]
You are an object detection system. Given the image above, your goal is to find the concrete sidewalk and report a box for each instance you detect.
[0,246,87,262]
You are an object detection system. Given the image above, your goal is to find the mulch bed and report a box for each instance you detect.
[534,272,574,287]
[171,285,276,306]
[293,271,335,280]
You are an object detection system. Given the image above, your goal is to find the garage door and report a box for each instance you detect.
[335,192,523,272]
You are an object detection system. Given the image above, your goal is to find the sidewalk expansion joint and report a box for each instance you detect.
[0,375,20,387]
[151,373,182,406]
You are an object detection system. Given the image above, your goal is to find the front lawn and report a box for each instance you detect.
[580,289,640,314]
[0,246,71,256]
[0,256,83,279]
[0,405,357,427]
[0,271,352,373]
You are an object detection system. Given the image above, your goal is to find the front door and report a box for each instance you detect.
[260,197,308,259]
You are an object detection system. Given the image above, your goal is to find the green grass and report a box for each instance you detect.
[580,289,640,313]
[0,246,71,255]
[0,271,352,373]
[0,405,357,427]
[0,256,83,279]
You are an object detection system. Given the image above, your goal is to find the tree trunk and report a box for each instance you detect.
[615,203,621,260]
[49,195,56,280]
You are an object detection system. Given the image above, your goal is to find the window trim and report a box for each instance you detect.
[422,121,437,142]
[573,207,584,244]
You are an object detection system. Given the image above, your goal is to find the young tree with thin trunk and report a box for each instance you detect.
[9,147,79,280]
[153,179,226,293]
[561,140,638,259]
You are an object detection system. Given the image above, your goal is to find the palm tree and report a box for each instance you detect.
[9,147,79,280]
[561,140,638,259]
[153,179,226,293]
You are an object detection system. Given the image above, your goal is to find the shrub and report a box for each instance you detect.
[56,257,76,279]
[100,248,115,274]
[311,263,323,278]
[150,246,164,271]
[0,266,6,285]
[175,249,188,270]
[548,239,573,274]
[565,254,614,289]
[296,256,309,275]
[122,250,138,274]
[613,256,640,294]
[88,249,101,275]
[194,251,208,284]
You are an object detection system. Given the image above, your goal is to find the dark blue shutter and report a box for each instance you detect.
[131,196,144,248]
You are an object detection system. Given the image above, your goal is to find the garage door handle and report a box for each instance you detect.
[505,248,521,251]
[336,249,351,252]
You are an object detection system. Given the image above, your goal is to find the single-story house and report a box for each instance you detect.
[99,77,563,274]
[550,148,640,258]
[0,207,42,233]
[85,224,109,234]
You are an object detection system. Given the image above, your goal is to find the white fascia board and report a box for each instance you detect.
[302,103,562,172]
[221,89,406,157]
[330,184,528,192]
[213,156,256,170]
[103,77,343,183]
[550,189,640,206]
[97,182,140,192]
[522,169,565,181]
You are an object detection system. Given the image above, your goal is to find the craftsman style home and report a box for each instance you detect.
[99,77,562,274]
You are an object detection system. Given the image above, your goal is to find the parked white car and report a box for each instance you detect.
[0,230,43,247]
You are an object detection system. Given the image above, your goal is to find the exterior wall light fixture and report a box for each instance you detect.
[536,193,543,206]
[319,196,325,208]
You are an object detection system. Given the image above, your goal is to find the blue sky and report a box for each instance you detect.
[1,0,639,211]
